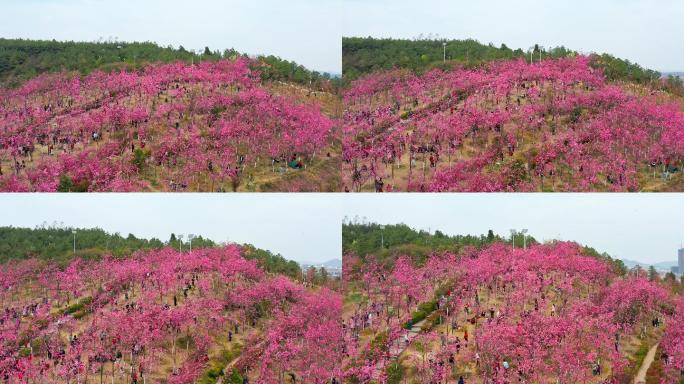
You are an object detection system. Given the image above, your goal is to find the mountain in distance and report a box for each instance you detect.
[301,258,341,268]
[621,258,678,272]
[323,258,342,268]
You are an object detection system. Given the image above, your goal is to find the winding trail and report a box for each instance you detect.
[371,317,429,379]
[634,343,658,384]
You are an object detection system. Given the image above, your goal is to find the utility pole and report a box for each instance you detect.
[188,234,195,252]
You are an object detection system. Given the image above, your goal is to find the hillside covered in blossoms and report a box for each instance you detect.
[1,243,343,383]
[342,41,684,192]
[0,55,340,192]
[342,223,684,383]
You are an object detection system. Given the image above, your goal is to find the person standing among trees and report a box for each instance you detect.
[374,178,384,192]
[593,359,601,376]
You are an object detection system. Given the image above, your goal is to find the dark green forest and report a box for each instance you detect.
[241,243,302,279]
[342,221,527,264]
[342,221,627,274]
[0,38,339,89]
[342,37,662,86]
[0,225,212,263]
[0,226,301,278]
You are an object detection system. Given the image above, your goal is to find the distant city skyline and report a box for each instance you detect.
[344,0,684,72]
[0,0,342,74]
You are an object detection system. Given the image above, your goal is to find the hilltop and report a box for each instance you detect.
[0,225,302,278]
[0,38,340,91]
[343,37,657,83]
[342,37,684,97]
[342,222,625,272]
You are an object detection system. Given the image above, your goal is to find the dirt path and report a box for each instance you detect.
[634,343,658,384]
[372,317,429,379]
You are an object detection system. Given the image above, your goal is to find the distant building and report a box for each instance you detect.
[679,248,684,275]
[300,263,342,278]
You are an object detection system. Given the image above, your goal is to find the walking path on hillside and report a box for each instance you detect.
[371,315,433,379]
[634,343,659,384]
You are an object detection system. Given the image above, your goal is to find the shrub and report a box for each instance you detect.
[386,361,405,384]
[132,148,151,171]
[57,174,89,192]
[63,296,93,315]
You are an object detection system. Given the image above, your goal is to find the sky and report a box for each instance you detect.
[1,193,683,265]
[0,194,343,264]
[0,0,342,74]
[343,0,684,72]
[343,194,684,264]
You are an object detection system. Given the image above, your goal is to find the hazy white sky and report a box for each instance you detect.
[0,0,342,74]
[1,194,682,265]
[343,194,684,264]
[3,1,681,73]
[343,0,684,72]
[0,194,343,264]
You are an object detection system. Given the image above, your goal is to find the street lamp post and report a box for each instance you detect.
[510,229,516,248]
[379,225,385,249]
[443,42,447,62]
[521,229,529,249]
[188,234,195,252]
[178,234,184,252]
[72,230,76,254]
